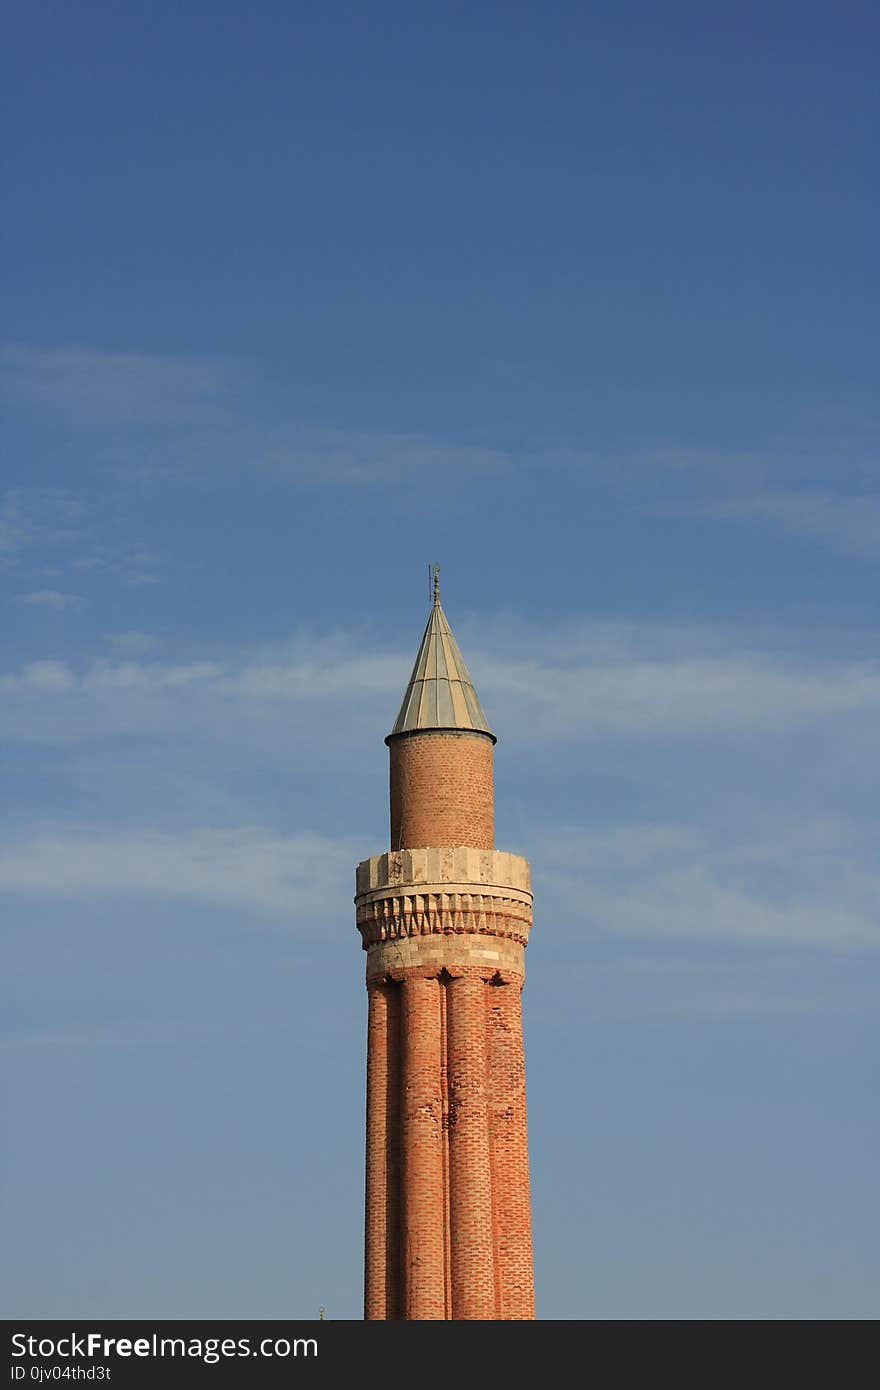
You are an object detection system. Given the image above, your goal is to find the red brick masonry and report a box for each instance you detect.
[362,966,534,1320]
[389,730,495,850]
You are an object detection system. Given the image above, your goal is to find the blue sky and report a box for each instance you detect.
[2,1,878,1319]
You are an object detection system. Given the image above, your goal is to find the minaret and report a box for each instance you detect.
[355,573,536,1320]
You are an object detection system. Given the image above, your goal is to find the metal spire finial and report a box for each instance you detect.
[431,563,441,606]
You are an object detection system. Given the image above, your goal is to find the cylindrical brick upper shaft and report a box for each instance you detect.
[389,730,495,850]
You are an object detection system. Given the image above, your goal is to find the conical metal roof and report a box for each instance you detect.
[388,576,495,742]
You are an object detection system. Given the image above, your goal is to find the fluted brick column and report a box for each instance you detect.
[447,972,496,1318]
[364,983,400,1320]
[487,977,535,1320]
[400,974,446,1319]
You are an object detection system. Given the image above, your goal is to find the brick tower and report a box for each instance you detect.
[355,573,535,1320]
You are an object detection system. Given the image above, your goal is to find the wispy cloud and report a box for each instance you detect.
[260,425,509,487]
[0,488,86,567]
[7,345,876,549]
[0,658,221,696]
[103,631,158,655]
[1,619,879,745]
[2,342,509,492]
[634,412,880,560]
[72,540,165,586]
[0,484,161,590]
[480,652,880,739]
[15,589,83,611]
[1,659,78,693]
[531,953,880,1021]
[536,817,880,950]
[0,825,355,920]
[633,413,879,486]
[3,813,874,955]
[659,491,880,560]
[0,342,235,428]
